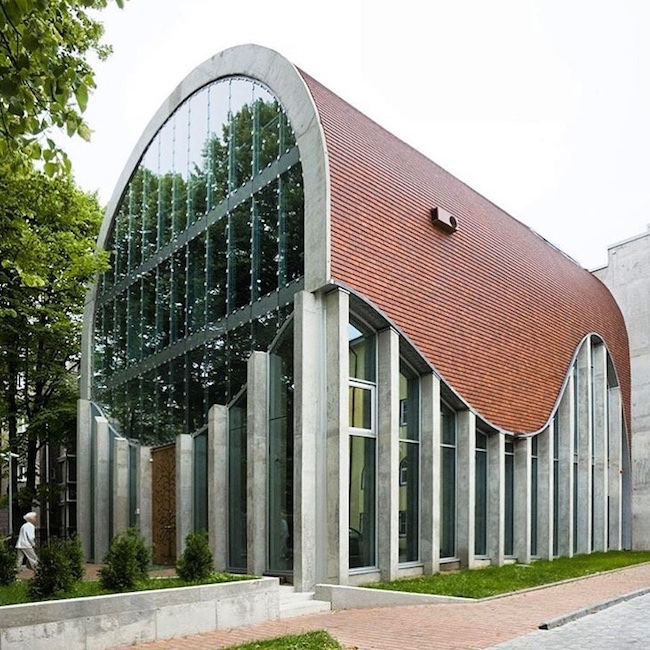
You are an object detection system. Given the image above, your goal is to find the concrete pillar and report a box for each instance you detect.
[77,399,93,559]
[536,426,554,560]
[576,342,593,554]
[457,410,476,568]
[208,404,228,570]
[557,373,575,557]
[514,436,532,563]
[420,373,441,574]
[176,434,193,557]
[488,432,505,566]
[608,388,623,549]
[592,343,608,551]
[112,437,129,536]
[93,416,111,562]
[137,446,153,549]
[325,288,349,584]
[377,327,399,581]
[294,291,325,591]
[246,351,269,577]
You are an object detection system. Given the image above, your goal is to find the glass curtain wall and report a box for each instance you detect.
[440,403,457,559]
[475,430,488,556]
[91,76,304,443]
[348,322,376,569]
[268,324,294,573]
[398,366,419,564]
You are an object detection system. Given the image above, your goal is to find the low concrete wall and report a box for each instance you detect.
[314,584,469,609]
[0,577,279,650]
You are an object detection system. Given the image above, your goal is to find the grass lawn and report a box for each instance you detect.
[0,572,252,606]
[363,550,650,599]
[223,631,343,649]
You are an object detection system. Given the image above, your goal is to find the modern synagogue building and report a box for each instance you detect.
[78,44,632,591]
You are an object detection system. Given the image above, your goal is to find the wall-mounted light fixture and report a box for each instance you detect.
[431,206,458,233]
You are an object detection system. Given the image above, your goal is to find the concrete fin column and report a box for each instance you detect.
[592,343,608,551]
[325,288,350,584]
[514,436,532,564]
[112,437,129,536]
[420,373,441,574]
[208,404,228,570]
[488,432,505,566]
[137,446,153,549]
[176,434,193,558]
[377,327,399,582]
[93,416,111,562]
[77,399,93,559]
[246,351,269,577]
[608,388,623,549]
[536,426,554,560]
[576,342,593,554]
[457,410,476,568]
[294,291,325,591]
[557,372,575,557]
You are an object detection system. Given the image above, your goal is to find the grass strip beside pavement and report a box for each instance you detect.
[223,630,343,649]
[364,550,650,599]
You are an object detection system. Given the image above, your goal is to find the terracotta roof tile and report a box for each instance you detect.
[301,71,631,435]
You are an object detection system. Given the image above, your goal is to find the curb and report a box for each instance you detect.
[538,587,650,630]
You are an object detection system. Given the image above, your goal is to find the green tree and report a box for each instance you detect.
[0,0,126,173]
[0,159,109,532]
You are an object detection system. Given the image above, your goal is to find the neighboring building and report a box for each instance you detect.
[595,230,650,551]
[78,44,632,590]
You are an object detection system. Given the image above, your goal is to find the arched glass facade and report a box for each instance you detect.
[91,76,304,442]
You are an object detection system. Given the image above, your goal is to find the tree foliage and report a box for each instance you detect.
[0,159,109,529]
[0,0,125,173]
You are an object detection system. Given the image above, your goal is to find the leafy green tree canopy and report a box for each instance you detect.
[0,0,125,174]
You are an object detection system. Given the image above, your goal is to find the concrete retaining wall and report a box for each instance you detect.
[0,577,279,650]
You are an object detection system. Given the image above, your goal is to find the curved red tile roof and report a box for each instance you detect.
[301,71,630,435]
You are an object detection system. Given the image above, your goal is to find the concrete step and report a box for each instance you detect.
[279,586,331,619]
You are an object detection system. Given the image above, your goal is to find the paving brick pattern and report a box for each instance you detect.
[111,563,650,650]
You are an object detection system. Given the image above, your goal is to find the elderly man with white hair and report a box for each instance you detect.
[15,511,38,571]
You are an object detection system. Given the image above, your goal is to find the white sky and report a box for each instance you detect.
[63,0,650,270]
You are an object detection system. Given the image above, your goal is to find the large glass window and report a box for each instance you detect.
[91,76,304,442]
[531,435,539,556]
[398,366,419,564]
[504,439,514,556]
[440,402,457,559]
[348,321,376,570]
[193,430,208,533]
[475,429,488,556]
[553,412,559,556]
[228,391,247,571]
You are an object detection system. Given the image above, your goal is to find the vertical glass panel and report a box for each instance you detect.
[171,247,187,343]
[268,327,294,573]
[126,281,142,364]
[207,81,230,210]
[229,78,254,191]
[504,440,514,556]
[255,88,280,172]
[141,271,156,358]
[253,179,279,299]
[126,377,143,440]
[155,363,173,442]
[553,413,559,556]
[102,301,115,376]
[141,145,159,261]
[228,200,252,311]
[140,368,158,443]
[188,348,206,434]
[156,260,171,351]
[227,323,251,401]
[157,121,174,248]
[252,309,279,352]
[207,217,227,324]
[349,435,376,569]
[129,445,138,528]
[531,436,538,556]
[279,109,296,152]
[440,444,456,558]
[228,392,247,570]
[128,173,143,272]
[93,304,105,395]
[114,296,127,371]
[172,101,189,235]
[193,431,208,533]
[114,204,129,281]
[349,386,372,430]
[187,234,206,334]
[187,89,209,226]
[398,441,419,563]
[399,372,420,442]
[281,165,304,284]
[170,354,187,435]
[348,323,376,382]
[204,335,227,408]
[475,430,488,556]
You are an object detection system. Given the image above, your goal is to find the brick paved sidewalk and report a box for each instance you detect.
[111,562,650,650]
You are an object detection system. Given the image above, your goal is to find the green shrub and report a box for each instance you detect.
[99,528,151,591]
[65,534,85,582]
[0,538,17,585]
[28,537,78,600]
[176,531,213,582]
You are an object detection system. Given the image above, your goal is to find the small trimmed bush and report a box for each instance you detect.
[176,531,213,582]
[65,534,85,582]
[100,528,151,591]
[28,537,79,600]
[0,538,17,585]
